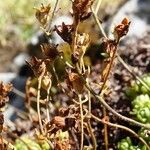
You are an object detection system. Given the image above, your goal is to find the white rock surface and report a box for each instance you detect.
[108,0,150,40]
[0,73,16,83]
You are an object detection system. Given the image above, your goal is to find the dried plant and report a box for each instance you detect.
[0,82,12,149]
[1,0,150,150]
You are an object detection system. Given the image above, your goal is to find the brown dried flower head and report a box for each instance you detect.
[101,38,117,54]
[46,116,65,134]
[28,87,37,97]
[114,18,130,41]
[51,116,65,129]
[26,56,46,77]
[75,33,90,50]
[42,72,52,89]
[54,22,73,44]
[0,82,12,109]
[0,95,9,109]
[41,43,60,60]
[0,113,4,133]
[0,82,12,97]
[68,72,84,94]
[100,39,117,81]
[72,33,90,63]
[72,0,93,21]
[35,3,51,26]
[55,138,71,150]
[71,51,80,64]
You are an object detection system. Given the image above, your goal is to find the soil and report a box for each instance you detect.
[92,31,150,149]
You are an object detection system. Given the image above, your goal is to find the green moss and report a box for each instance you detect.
[15,136,42,150]
[126,74,150,99]
[117,137,147,150]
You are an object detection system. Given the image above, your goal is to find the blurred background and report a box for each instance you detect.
[0,0,125,73]
[1,0,150,148]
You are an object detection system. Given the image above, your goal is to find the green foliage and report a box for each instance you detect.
[117,137,137,150]
[118,74,150,149]
[15,136,51,150]
[55,130,69,141]
[131,94,150,123]
[40,141,51,150]
[117,137,147,150]
[138,128,150,142]
[126,74,150,99]
[15,136,42,150]
[126,74,150,123]
[0,0,40,41]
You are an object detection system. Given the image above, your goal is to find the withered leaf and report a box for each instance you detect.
[114,17,130,40]
[41,43,59,60]
[26,56,46,77]
[68,72,84,94]
[54,23,73,44]
[35,3,51,26]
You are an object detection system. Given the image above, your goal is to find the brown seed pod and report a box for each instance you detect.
[26,56,46,77]
[41,43,59,60]
[54,22,73,44]
[51,116,65,129]
[114,18,131,41]
[68,72,84,94]
[72,0,94,22]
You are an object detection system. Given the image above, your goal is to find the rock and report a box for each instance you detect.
[0,73,16,83]
[108,0,150,41]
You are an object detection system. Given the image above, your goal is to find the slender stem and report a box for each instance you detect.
[91,114,150,150]
[97,37,116,150]
[70,129,80,150]
[89,4,150,129]
[100,47,117,93]
[37,76,44,134]
[72,22,79,52]
[91,7,107,38]
[92,3,150,92]
[79,94,84,150]
[85,82,150,129]
[52,61,80,105]
[71,9,84,150]
[87,119,97,150]
[46,85,51,122]
[86,67,91,113]
[88,87,91,113]
[117,53,150,92]
[75,67,150,129]
[95,0,102,14]
[98,51,117,148]
[13,87,26,98]
[91,8,116,148]
[46,0,59,34]
[52,62,59,84]
[92,2,150,92]
[103,107,108,150]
